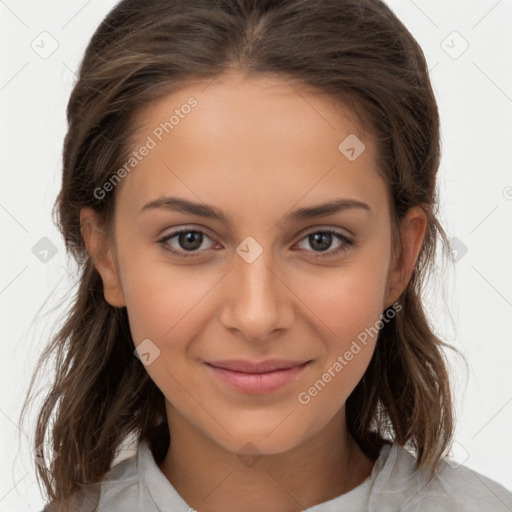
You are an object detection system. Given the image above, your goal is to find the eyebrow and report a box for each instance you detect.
[140,196,371,224]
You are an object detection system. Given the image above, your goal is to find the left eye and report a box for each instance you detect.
[295,229,353,256]
[158,228,353,258]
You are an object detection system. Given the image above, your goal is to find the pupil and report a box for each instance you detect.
[311,232,331,251]
[180,231,202,251]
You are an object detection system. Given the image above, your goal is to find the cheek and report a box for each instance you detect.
[121,264,213,402]
[294,267,387,422]
[119,250,218,349]
[299,259,389,341]
[292,251,390,404]
[124,279,185,338]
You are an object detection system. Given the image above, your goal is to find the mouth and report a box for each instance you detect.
[204,359,313,394]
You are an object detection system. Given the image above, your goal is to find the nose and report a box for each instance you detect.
[219,246,295,342]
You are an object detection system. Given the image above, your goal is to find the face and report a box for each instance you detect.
[82,71,424,457]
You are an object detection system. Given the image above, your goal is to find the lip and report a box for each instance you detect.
[205,359,312,394]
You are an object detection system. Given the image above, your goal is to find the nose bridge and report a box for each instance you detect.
[220,240,292,340]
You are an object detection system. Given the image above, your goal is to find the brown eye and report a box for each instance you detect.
[158,229,216,258]
[309,232,333,251]
[296,229,354,257]
[177,231,203,251]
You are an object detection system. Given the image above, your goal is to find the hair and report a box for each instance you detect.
[20,0,462,510]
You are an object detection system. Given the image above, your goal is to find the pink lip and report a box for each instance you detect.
[205,359,312,394]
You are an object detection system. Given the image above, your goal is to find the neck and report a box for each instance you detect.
[157,404,375,512]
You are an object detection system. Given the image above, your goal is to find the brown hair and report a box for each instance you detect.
[21,0,461,509]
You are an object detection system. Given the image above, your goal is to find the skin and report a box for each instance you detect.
[81,71,426,512]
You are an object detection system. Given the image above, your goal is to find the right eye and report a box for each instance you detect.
[158,228,219,258]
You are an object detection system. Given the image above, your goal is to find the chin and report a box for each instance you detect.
[207,418,314,458]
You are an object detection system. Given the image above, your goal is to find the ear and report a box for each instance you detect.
[80,207,126,308]
[383,205,427,309]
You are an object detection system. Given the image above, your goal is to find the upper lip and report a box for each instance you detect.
[206,359,311,374]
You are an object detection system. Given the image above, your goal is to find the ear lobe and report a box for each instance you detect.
[384,206,427,309]
[80,207,126,308]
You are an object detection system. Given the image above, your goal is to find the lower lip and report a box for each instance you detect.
[205,361,312,394]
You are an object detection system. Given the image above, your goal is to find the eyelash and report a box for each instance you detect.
[157,228,355,259]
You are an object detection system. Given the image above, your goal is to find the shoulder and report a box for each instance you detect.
[94,446,141,508]
[40,446,142,512]
[374,443,512,511]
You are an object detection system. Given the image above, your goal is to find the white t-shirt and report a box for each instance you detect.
[41,439,512,511]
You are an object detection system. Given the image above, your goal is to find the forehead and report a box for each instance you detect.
[115,71,388,221]
[133,71,370,149]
